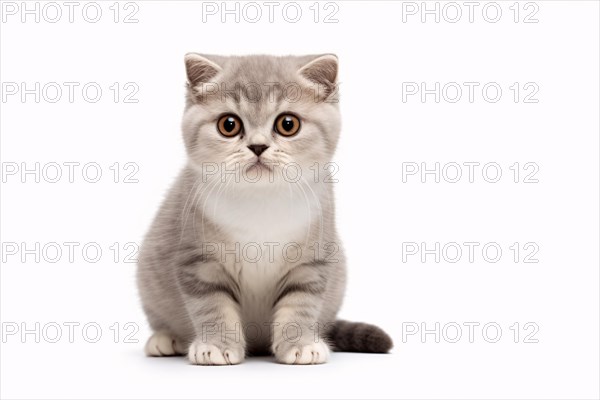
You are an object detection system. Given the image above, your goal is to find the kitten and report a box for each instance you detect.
[137,53,392,365]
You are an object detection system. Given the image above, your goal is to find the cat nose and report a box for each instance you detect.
[248,144,269,157]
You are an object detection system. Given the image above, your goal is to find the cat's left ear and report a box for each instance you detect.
[298,54,338,100]
[184,53,222,88]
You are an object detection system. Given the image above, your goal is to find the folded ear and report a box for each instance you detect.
[298,54,338,99]
[184,53,222,88]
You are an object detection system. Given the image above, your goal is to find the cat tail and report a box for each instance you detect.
[326,320,393,353]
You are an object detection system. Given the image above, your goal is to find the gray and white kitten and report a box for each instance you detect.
[137,54,392,365]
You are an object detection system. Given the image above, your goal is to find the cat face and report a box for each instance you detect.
[181,54,341,189]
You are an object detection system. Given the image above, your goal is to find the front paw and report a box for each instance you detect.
[187,339,245,366]
[145,331,186,356]
[274,340,330,365]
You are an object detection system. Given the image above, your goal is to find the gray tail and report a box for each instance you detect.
[326,320,393,353]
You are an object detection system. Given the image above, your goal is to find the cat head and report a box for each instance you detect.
[181,54,340,189]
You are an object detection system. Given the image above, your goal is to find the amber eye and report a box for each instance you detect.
[217,115,243,137]
[274,114,301,137]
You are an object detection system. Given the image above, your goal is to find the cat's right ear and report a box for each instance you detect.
[184,53,222,89]
[298,54,339,101]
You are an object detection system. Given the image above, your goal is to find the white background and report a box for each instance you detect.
[1,1,599,399]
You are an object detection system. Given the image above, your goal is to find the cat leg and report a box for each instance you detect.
[271,261,331,365]
[177,257,245,365]
[144,331,187,356]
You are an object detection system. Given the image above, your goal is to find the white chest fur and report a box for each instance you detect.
[201,183,322,326]
[204,183,321,247]
[207,188,312,283]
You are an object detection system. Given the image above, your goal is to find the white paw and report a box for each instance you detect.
[187,340,244,366]
[145,331,184,356]
[276,341,330,365]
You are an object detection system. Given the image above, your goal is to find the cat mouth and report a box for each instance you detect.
[248,159,273,172]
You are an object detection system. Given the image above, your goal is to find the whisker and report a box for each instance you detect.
[192,176,221,243]
[300,176,325,246]
[179,174,209,240]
